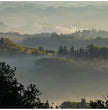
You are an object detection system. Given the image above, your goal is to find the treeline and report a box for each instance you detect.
[19,29,108,50]
[60,98,108,108]
[0,38,57,55]
[59,44,108,58]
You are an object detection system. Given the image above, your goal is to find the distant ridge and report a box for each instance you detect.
[1,29,108,50]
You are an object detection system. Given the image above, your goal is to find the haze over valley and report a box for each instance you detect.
[1,55,108,105]
[1,1,108,108]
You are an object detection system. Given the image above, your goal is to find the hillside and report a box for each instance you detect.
[18,30,108,49]
[0,38,57,55]
[1,30,108,50]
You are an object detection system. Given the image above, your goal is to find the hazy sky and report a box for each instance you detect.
[0,1,108,34]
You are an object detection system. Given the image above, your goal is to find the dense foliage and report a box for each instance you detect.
[90,99,108,108]
[0,62,50,108]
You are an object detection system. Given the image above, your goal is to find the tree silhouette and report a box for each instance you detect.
[90,100,105,108]
[0,62,43,108]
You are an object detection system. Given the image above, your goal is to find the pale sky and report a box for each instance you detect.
[0,1,108,34]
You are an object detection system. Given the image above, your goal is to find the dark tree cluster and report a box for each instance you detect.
[90,99,108,108]
[58,46,68,55]
[0,62,50,108]
[59,44,108,58]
